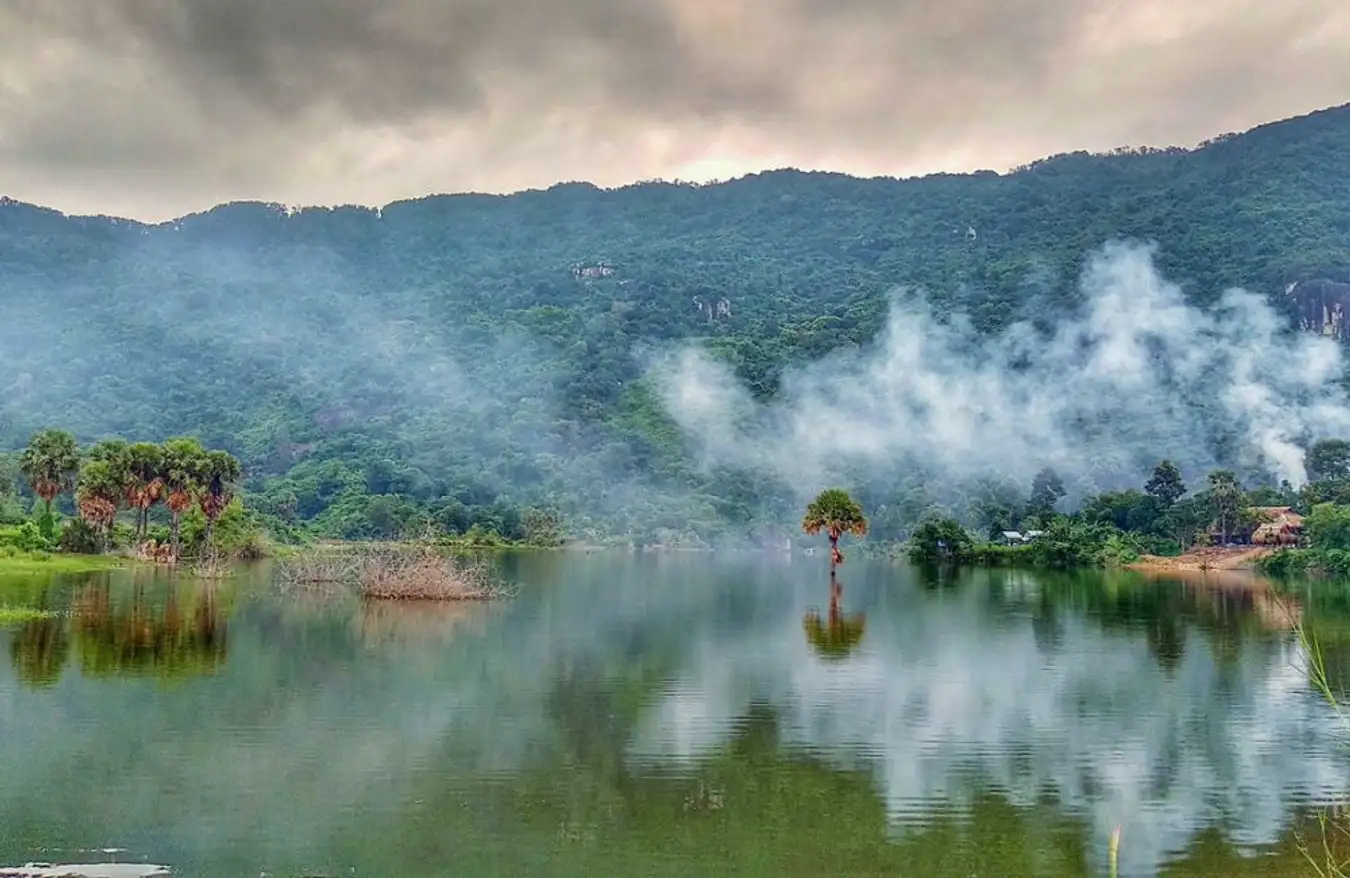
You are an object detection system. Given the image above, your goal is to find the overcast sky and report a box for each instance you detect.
[1,0,1347,222]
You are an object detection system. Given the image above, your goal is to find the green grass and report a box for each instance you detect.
[0,551,125,574]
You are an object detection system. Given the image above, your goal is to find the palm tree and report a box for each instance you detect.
[802,488,868,570]
[195,449,242,551]
[161,438,205,560]
[123,442,165,543]
[18,429,80,519]
[75,458,123,551]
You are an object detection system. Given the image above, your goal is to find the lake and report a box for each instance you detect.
[2,553,1349,877]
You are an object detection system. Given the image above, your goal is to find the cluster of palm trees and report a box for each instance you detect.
[17,429,242,557]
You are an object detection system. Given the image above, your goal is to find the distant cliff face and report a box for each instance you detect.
[1287,279,1350,340]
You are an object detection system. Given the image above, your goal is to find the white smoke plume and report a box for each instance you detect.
[650,241,1350,498]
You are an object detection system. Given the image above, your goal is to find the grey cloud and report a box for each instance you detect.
[0,0,1347,218]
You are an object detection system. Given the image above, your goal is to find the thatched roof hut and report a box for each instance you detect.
[1249,506,1304,546]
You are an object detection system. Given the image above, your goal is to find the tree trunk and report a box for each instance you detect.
[204,517,216,553]
[829,534,838,570]
[170,512,181,561]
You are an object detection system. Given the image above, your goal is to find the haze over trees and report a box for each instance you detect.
[2,104,1350,545]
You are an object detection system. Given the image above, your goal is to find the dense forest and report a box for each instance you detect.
[2,103,1350,546]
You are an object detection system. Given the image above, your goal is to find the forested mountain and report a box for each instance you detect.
[2,103,1350,544]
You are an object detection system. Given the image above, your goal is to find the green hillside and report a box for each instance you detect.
[2,103,1350,544]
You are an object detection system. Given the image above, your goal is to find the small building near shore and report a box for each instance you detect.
[999,530,1045,546]
[1249,506,1305,546]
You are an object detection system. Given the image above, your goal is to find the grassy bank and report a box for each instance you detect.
[0,550,125,575]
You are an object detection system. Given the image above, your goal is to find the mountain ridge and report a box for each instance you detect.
[3,101,1348,227]
[2,101,1350,543]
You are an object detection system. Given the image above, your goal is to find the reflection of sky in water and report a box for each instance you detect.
[628,583,1350,877]
[2,558,1350,877]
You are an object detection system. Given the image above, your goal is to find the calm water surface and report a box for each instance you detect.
[2,553,1350,877]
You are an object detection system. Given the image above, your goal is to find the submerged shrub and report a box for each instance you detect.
[278,546,512,601]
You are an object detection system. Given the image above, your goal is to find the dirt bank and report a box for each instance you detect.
[1126,546,1291,599]
[1126,546,1273,574]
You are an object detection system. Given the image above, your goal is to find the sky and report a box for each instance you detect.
[1,0,1348,222]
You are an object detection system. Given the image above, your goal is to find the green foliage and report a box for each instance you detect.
[1304,503,1350,551]
[0,522,52,553]
[802,489,868,538]
[180,498,268,560]
[1144,460,1186,508]
[56,517,101,555]
[4,428,257,558]
[1308,439,1350,482]
[1020,518,1139,569]
[0,452,22,523]
[522,507,566,547]
[802,488,868,565]
[19,429,79,508]
[3,106,1350,543]
[1258,547,1350,578]
[1203,471,1245,543]
[905,518,975,564]
[1026,467,1066,520]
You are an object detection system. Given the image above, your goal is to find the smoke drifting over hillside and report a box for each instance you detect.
[652,241,1350,496]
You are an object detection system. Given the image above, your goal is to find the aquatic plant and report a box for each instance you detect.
[1278,592,1350,876]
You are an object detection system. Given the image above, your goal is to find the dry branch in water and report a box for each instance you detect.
[278,545,511,601]
[189,552,234,580]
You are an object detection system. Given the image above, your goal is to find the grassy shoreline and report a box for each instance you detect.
[0,551,127,575]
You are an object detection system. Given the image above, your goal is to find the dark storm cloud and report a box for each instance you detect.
[0,0,1346,219]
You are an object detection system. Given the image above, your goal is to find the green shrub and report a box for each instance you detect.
[0,522,52,553]
[56,518,101,555]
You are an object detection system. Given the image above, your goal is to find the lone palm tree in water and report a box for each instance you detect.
[802,488,868,570]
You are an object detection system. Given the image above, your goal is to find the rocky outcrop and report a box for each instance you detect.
[1287,278,1350,340]
[692,296,731,321]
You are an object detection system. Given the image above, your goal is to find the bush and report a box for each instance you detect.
[0,497,25,526]
[57,518,101,555]
[1257,547,1350,578]
[0,522,52,553]
[180,498,270,560]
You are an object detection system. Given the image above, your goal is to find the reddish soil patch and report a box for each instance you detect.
[1126,545,1274,574]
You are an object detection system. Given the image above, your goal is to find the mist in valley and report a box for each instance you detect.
[651,241,1350,513]
[2,198,1348,540]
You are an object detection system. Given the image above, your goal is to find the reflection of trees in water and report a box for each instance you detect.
[803,574,866,659]
[9,615,71,689]
[72,582,228,679]
[984,569,1308,677]
[353,599,488,648]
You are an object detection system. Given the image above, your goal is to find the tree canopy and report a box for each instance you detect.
[3,104,1350,543]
